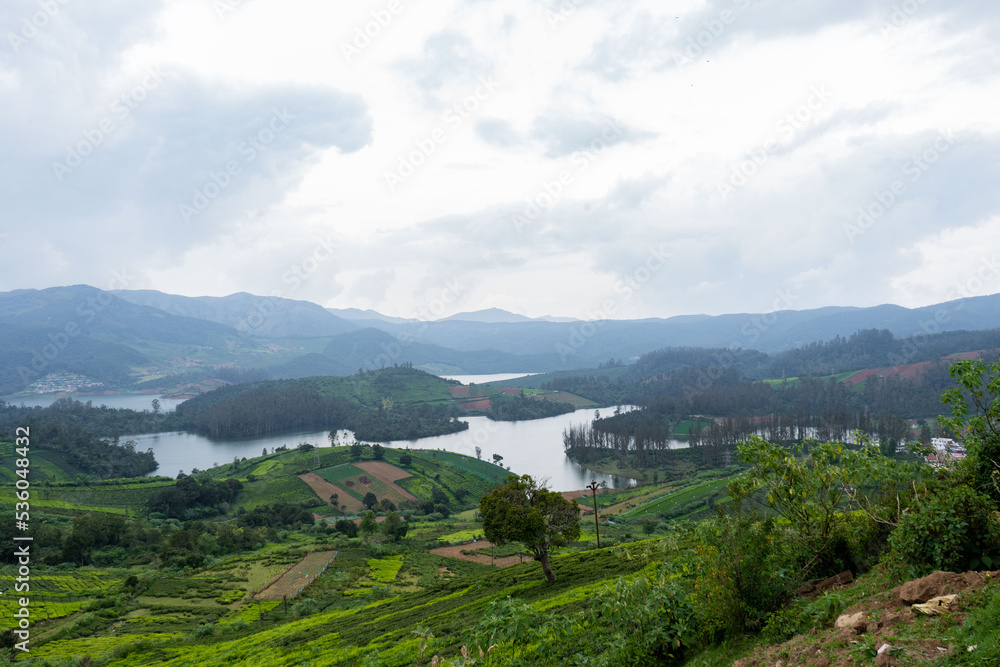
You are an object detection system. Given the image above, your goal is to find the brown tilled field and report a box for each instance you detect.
[298,473,364,511]
[255,550,338,600]
[430,540,526,567]
[431,540,532,567]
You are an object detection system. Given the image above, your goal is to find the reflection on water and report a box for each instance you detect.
[439,373,537,385]
[131,408,649,491]
[386,411,641,491]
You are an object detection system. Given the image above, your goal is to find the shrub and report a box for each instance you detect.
[226,620,250,633]
[696,512,798,636]
[888,482,1000,574]
[291,599,319,618]
[192,623,216,637]
[334,519,359,538]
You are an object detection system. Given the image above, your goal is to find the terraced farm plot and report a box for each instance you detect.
[0,570,121,629]
[255,550,338,600]
[354,461,417,501]
[623,478,732,519]
[315,463,416,505]
[298,472,364,511]
[415,451,509,485]
[430,540,525,567]
[29,632,184,661]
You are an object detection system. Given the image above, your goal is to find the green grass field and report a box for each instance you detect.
[673,418,713,435]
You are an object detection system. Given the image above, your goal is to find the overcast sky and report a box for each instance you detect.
[2,0,999,320]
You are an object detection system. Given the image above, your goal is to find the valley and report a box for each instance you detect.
[3,288,1000,666]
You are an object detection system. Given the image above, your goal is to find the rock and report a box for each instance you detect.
[835,611,864,629]
[896,571,965,604]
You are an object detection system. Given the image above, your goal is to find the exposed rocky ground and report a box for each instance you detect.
[733,570,1000,667]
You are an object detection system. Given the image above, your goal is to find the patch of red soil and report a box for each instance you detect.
[449,386,471,398]
[843,351,994,388]
[843,368,883,388]
[298,473,364,511]
[430,540,526,567]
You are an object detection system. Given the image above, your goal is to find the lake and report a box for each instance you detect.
[18,374,682,491]
[439,373,537,385]
[129,406,672,491]
[4,393,184,412]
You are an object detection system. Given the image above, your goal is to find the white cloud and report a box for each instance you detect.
[2,0,999,321]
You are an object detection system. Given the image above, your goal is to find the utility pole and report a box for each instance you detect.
[586,480,601,548]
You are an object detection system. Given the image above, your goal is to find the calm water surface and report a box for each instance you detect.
[20,375,680,491]
[131,408,663,491]
[4,394,184,412]
[439,373,537,385]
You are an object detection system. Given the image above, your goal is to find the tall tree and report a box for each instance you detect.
[359,511,378,538]
[479,475,580,582]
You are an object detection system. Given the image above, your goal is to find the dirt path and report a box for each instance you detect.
[255,550,338,600]
[353,461,418,501]
[298,473,364,511]
[430,540,529,567]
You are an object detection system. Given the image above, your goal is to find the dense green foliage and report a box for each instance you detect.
[179,368,468,439]
[147,476,243,520]
[483,393,574,421]
[0,421,157,479]
[941,357,1000,503]
[0,397,185,437]
[5,359,1000,666]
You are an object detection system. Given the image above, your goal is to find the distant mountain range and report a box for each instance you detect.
[2,285,1000,396]
[113,289,358,338]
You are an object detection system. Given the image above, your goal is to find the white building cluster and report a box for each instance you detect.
[925,437,967,467]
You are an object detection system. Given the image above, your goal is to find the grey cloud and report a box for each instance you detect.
[474,118,522,148]
[395,30,494,109]
[348,268,397,306]
[581,11,678,81]
[607,174,669,210]
[0,0,372,293]
[579,1,1000,81]
[333,127,1000,318]
[531,114,654,158]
